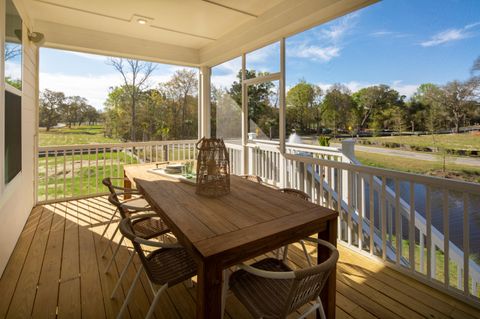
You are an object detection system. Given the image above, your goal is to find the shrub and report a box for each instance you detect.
[318,135,331,147]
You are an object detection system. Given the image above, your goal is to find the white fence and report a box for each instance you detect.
[37,138,480,307]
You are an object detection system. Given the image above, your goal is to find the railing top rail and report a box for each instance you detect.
[250,139,341,152]
[285,153,480,194]
[38,139,198,151]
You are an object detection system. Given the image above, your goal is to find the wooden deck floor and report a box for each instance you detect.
[0,196,479,319]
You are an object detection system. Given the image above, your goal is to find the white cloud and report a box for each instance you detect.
[40,70,181,110]
[293,44,340,62]
[420,22,479,47]
[288,12,359,63]
[211,58,242,89]
[370,30,408,38]
[5,61,21,79]
[319,12,359,43]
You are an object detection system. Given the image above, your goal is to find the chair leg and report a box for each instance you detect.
[101,222,120,258]
[282,245,289,262]
[116,266,143,319]
[221,269,232,319]
[145,284,168,319]
[300,240,313,267]
[105,235,124,274]
[100,208,118,241]
[111,249,136,299]
[298,298,322,319]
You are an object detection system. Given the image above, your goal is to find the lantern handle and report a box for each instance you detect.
[196,137,206,150]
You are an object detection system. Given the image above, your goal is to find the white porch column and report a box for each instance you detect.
[241,53,248,175]
[198,66,211,139]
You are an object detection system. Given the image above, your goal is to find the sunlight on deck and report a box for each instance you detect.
[0,197,479,319]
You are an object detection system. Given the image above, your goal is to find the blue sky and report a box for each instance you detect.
[32,0,480,109]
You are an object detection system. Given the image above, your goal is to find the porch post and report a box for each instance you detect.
[279,38,286,187]
[198,66,211,139]
[241,53,248,175]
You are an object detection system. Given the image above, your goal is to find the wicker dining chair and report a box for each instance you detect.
[241,175,263,183]
[116,216,197,319]
[106,194,170,299]
[100,177,150,244]
[229,238,338,319]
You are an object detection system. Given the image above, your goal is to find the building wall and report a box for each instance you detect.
[0,0,37,275]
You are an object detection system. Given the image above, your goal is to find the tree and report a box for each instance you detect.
[61,96,88,127]
[411,83,445,133]
[322,84,353,136]
[229,70,274,128]
[84,105,100,125]
[286,80,322,134]
[39,89,65,131]
[107,58,156,141]
[5,43,21,61]
[441,79,479,133]
[159,69,198,139]
[104,86,132,140]
[352,85,402,131]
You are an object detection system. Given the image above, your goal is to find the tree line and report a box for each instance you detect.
[39,90,100,130]
[40,56,480,141]
[211,57,480,139]
[284,57,480,136]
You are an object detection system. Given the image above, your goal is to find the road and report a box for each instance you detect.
[332,143,480,167]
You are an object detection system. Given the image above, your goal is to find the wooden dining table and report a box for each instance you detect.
[124,163,338,319]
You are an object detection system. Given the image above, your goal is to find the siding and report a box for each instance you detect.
[0,10,38,275]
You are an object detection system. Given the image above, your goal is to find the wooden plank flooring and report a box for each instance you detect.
[0,196,479,319]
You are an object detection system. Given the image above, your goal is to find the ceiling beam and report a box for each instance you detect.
[34,20,200,66]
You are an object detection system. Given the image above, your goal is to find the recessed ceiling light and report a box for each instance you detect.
[137,18,147,25]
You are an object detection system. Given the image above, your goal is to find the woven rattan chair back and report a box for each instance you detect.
[284,243,338,315]
[119,216,158,280]
[240,175,263,183]
[279,188,310,201]
[107,193,130,219]
[102,177,117,194]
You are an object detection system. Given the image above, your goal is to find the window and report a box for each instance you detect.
[3,0,22,184]
[4,90,21,183]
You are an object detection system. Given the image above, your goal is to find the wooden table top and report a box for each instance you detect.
[124,163,338,264]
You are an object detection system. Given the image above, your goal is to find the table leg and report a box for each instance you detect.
[196,259,224,319]
[318,218,338,319]
[123,171,132,199]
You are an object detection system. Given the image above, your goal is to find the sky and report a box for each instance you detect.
[24,0,480,109]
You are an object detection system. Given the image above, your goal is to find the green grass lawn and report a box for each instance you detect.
[355,151,480,183]
[39,124,120,146]
[37,151,139,200]
[363,133,480,151]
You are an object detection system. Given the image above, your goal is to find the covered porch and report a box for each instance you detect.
[0,0,480,318]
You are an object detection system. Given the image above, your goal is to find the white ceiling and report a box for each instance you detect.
[23,0,284,48]
[16,0,377,66]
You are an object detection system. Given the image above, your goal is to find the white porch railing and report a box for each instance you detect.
[37,140,198,203]
[228,139,480,308]
[36,139,480,308]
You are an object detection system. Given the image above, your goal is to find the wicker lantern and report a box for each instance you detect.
[195,137,230,197]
